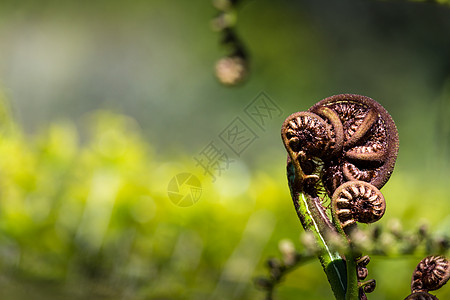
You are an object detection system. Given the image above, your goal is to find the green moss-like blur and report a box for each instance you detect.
[0,1,449,299]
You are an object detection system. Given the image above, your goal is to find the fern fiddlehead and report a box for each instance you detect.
[281,94,399,299]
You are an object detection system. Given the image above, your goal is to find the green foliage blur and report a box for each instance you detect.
[0,1,449,300]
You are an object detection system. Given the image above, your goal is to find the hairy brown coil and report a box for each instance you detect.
[282,94,399,198]
[331,180,386,233]
[411,255,450,293]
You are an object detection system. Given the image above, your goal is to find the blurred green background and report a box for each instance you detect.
[0,0,449,299]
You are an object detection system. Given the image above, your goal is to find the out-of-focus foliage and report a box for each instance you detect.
[0,1,449,300]
[0,93,289,299]
[0,93,448,300]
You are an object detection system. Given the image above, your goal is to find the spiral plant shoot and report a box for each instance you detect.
[280,94,399,299]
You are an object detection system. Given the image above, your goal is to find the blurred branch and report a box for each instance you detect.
[256,221,449,300]
[254,239,316,300]
[211,0,250,86]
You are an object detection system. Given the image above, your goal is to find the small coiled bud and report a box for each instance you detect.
[331,180,386,233]
[358,278,376,299]
[360,279,376,293]
[282,111,332,158]
[411,255,450,293]
[357,255,371,280]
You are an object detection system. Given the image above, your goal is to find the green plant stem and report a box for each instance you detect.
[344,250,358,300]
[287,159,349,299]
[329,206,359,300]
[293,192,347,299]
